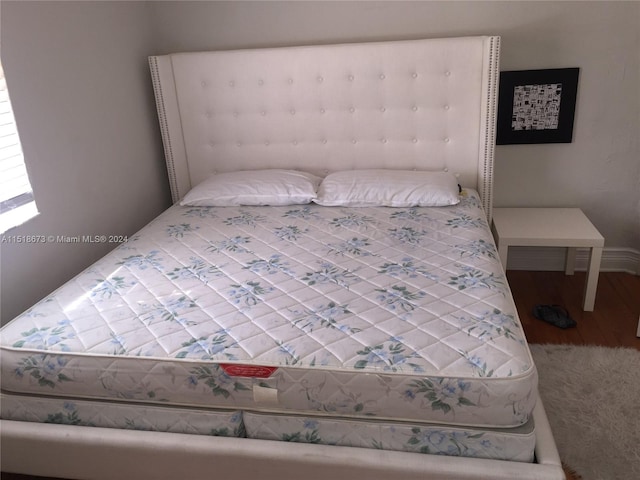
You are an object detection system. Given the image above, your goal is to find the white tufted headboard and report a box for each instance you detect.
[149,36,500,219]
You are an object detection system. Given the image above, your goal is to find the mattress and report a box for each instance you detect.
[0,190,537,437]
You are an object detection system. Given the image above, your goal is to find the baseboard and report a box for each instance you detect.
[504,247,640,274]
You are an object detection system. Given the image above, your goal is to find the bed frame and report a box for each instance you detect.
[1,36,565,480]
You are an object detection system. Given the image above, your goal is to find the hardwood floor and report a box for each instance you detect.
[2,271,638,480]
[509,271,640,350]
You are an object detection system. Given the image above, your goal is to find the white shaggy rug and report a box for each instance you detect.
[530,344,640,480]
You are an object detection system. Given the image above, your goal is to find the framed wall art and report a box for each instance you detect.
[496,68,579,145]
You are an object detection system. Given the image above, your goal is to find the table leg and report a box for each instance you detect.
[497,243,509,271]
[582,246,602,311]
[565,247,577,275]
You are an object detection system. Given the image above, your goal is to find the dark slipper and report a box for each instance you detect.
[532,304,576,329]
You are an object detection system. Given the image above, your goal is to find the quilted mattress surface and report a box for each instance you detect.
[0,191,537,427]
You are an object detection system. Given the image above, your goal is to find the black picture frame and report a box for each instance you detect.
[496,68,579,145]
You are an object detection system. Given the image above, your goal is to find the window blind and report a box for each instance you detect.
[0,61,38,233]
[0,62,34,212]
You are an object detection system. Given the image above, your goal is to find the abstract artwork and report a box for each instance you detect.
[496,68,579,144]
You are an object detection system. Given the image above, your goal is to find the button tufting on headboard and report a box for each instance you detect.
[149,36,500,220]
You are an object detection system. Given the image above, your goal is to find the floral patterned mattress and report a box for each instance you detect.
[1,190,537,457]
[0,390,535,462]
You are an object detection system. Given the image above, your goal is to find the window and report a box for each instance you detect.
[0,60,38,233]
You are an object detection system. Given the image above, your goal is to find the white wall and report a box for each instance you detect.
[150,0,640,250]
[0,1,170,323]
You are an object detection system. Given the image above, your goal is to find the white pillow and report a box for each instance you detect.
[314,169,460,207]
[180,169,322,207]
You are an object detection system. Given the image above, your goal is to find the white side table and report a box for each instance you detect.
[492,208,604,311]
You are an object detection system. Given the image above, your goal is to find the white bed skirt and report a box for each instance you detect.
[1,395,565,480]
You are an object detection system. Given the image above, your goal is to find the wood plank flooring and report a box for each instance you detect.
[2,271,638,480]
[509,271,640,350]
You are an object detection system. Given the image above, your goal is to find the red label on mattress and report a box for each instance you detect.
[220,364,278,378]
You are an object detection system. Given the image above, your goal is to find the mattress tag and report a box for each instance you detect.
[220,364,278,378]
[253,385,279,405]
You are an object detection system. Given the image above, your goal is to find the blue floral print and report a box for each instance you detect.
[182,207,218,218]
[378,257,438,281]
[228,281,273,307]
[206,236,252,254]
[223,211,266,227]
[329,212,374,228]
[406,427,489,457]
[454,239,497,260]
[186,364,249,398]
[388,227,426,245]
[14,354,72,388]
[448,265,504,291]
[283,206,321,220]
[327,237,373,256]
[273,225,307,241]
[166,256,224,284]
[407,378,475,415]
[176,329,239,360]
[290,302,358,334]
[390,208,432,222]
[446,214,485,229]
[139,296,198,327]
[166,223,198,238]
[375,285,426,315]
[354,338,423,372]
[302,262,359,289]
[117,250,164,271]
[12,322,74,351]
[244,254,294,276]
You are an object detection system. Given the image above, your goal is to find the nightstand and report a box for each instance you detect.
[492,208,604,311]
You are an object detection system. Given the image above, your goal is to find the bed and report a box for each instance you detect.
[0,36,565,480]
